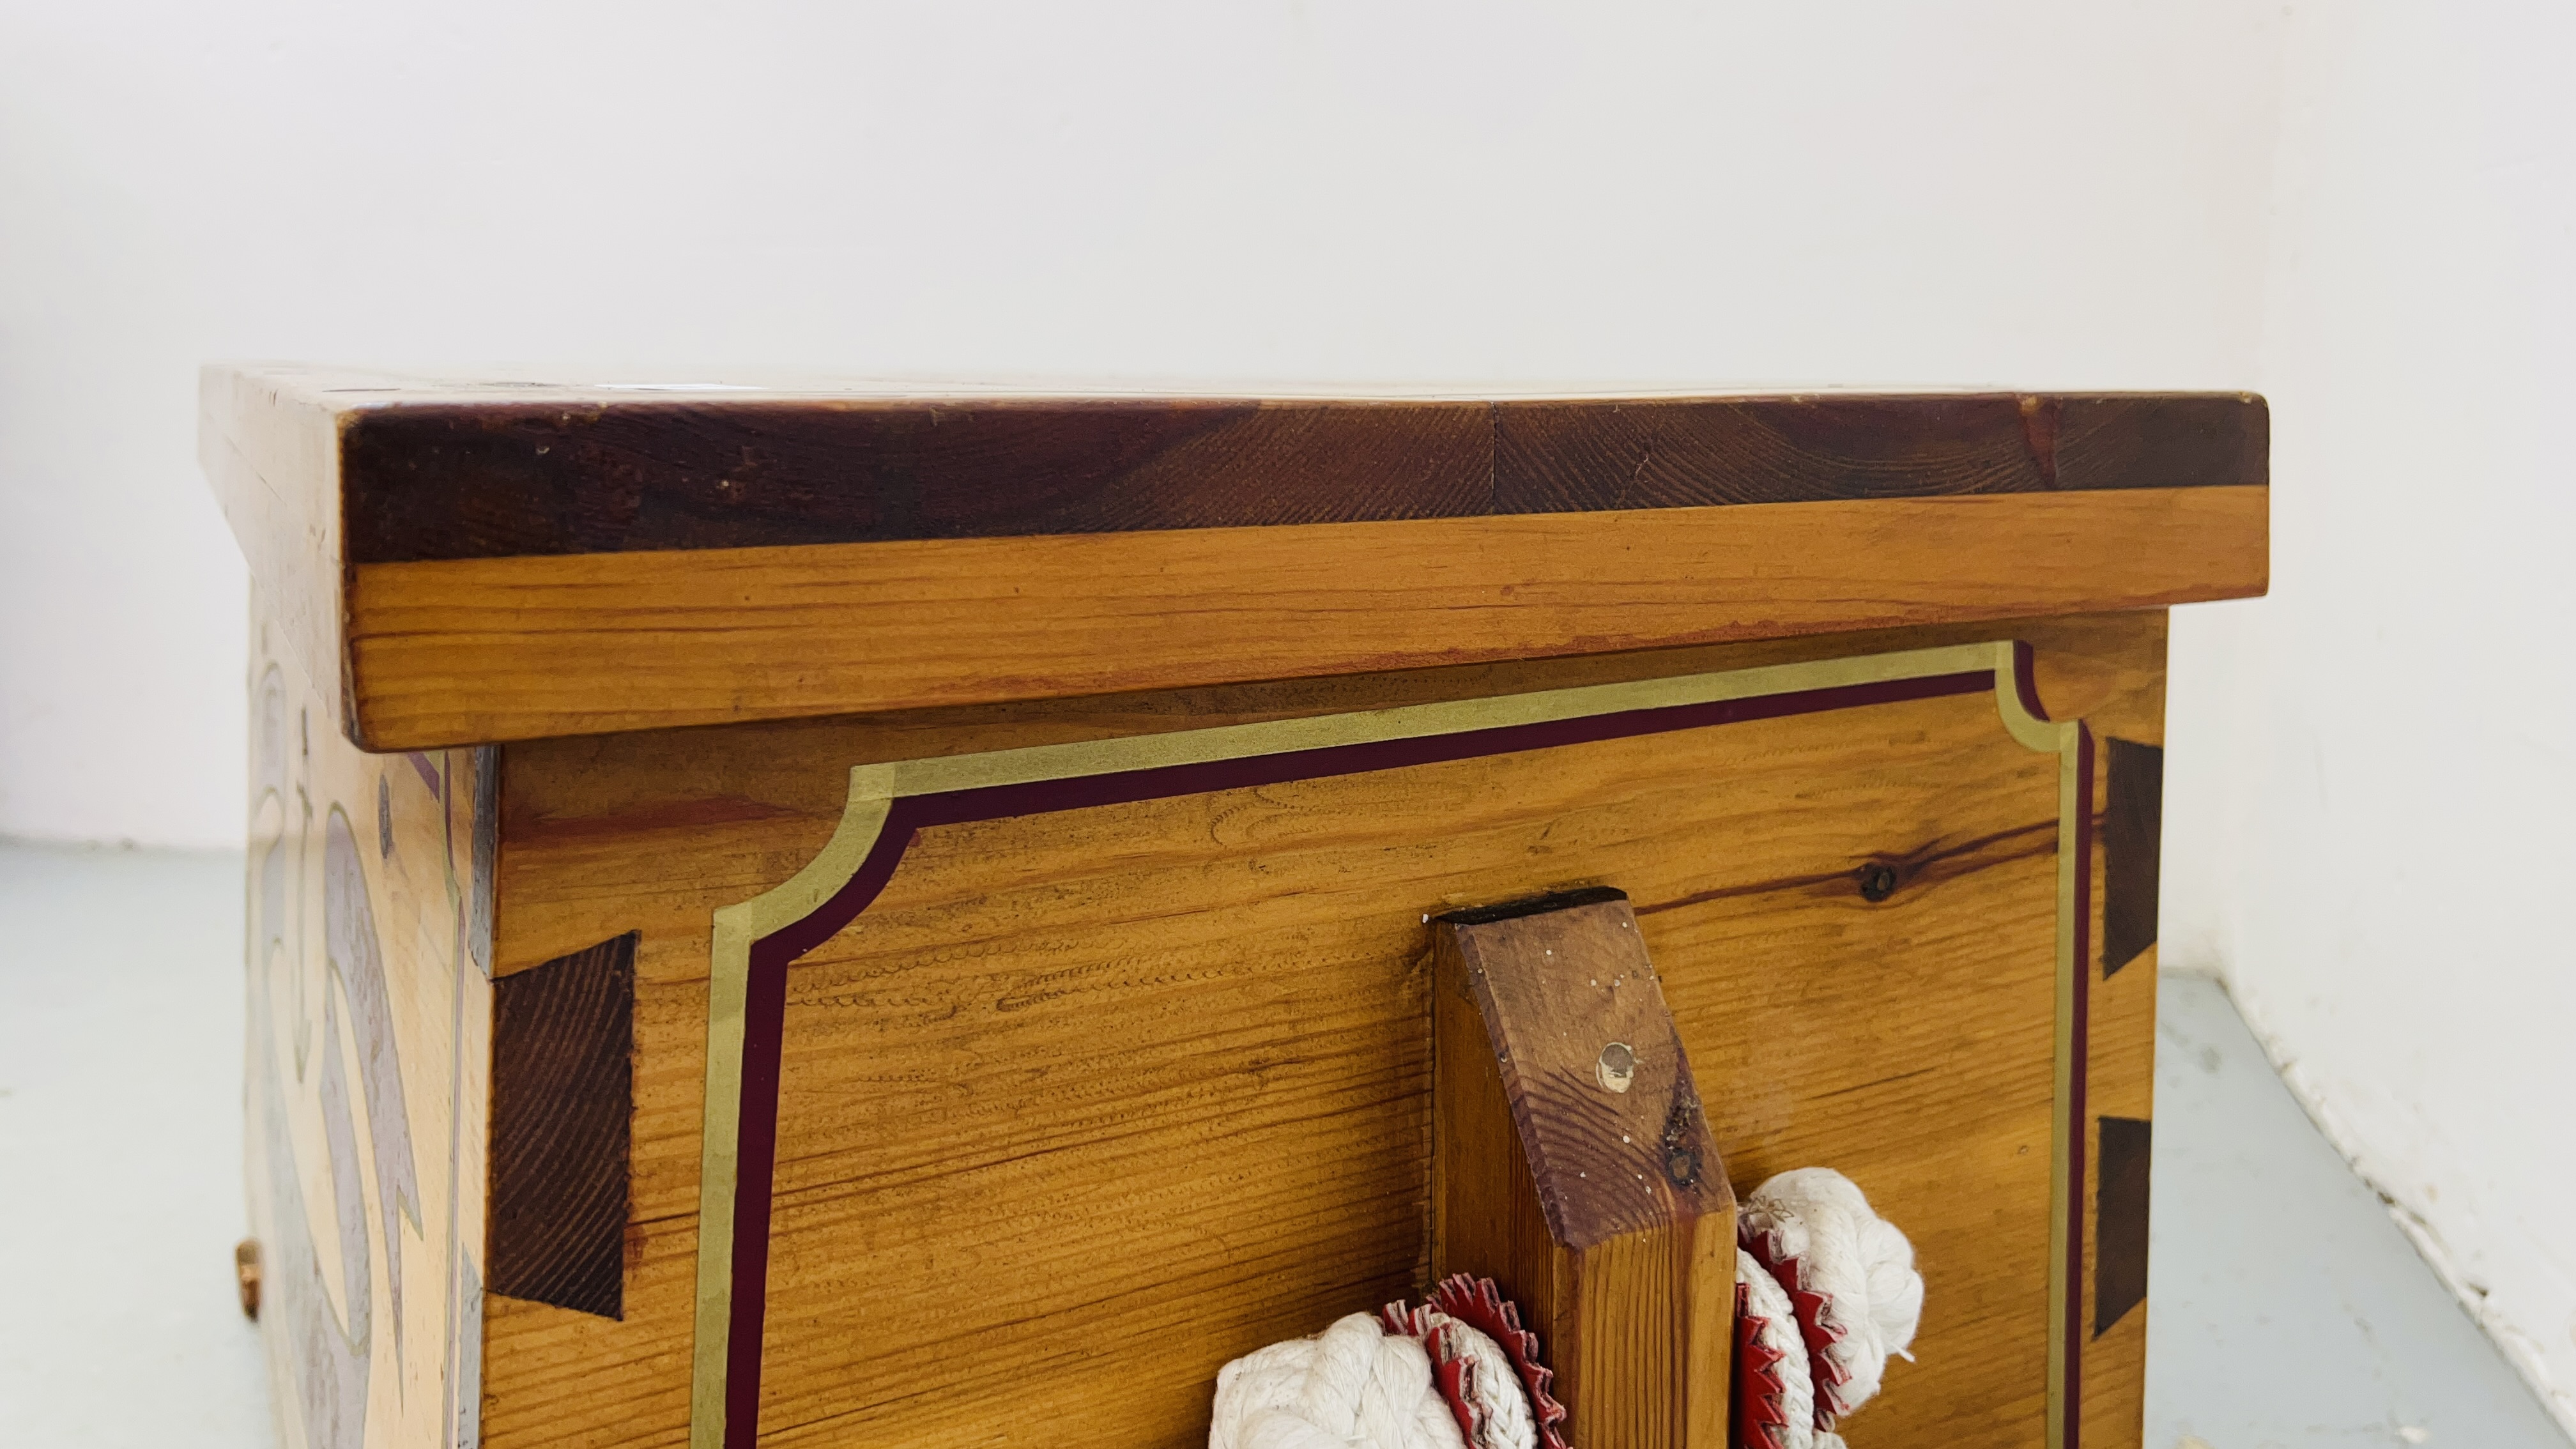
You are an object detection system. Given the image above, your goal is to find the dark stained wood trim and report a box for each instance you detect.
[489,930,636,1319]
[2094,1116,2152,1337]
[2103,739,2165,976]
[339,393,2266,564]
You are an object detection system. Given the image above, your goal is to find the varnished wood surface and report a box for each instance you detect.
[245,593,494,1449]
[2103,740,2164,976]
[343,485,2257,749]
[341,390,2262,562]
[206,369,346,740]
[202,365,2265,751]
[491,931,638,1320]
[216,366,2265,565]
[479,611,2166,1449]
[2082,940,2157,1449]
[1639,690,2066,1445]
[2094,1119,2152,1337]
[1433,892,1732,1448]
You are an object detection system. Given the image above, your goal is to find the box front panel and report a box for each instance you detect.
[734,672,2058,1446]
[482,613,2167,1449]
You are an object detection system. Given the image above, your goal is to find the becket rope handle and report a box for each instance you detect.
[1208,1168,1921,1449]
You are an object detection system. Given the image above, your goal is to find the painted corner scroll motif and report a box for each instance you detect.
[247,600,494,1449]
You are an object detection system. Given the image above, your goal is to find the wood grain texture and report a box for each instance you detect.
[735,693,2037,1448]
[1432,891,1733,1449]
[480,611,2168,1449]
[206,369,349,727]
[2082,945,2159,1449]
[2075,667,2165,1449]
[2092,1119,2152,1338]
[2102,740,2164,976]
[491,931,638,1319]
[342,486,2257,749]
[194,368,2268,565]
[200,365,2263,750]
[1643,698,2066,1446]
[332,390,2263,564]
[245,589,494,1449]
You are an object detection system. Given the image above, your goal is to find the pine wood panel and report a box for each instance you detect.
[1644,728,2061,1444]
[206,369,346,733]
[244,590,495,1449]
[1432,892,1733,1448]
[482,611,2167,1449]
[203,364,2262,752]
[744,687,2050,1446]
[344,486,2252,749]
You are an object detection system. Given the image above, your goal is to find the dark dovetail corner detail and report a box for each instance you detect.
[491,931,638,1319]
[2094,1116,2152,1337]
[2103,739,2164,976]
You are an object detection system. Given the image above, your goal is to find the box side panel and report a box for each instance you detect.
[205,366,348,742]
[245,586,494,1449]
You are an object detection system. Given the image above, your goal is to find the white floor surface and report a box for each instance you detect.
[2144,971,2565,1448]
[0,841,2562,1447]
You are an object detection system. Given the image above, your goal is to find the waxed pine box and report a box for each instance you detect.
[205,367,2265,1449]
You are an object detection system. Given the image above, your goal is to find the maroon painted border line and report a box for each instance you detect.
[721,664,2080,1445]
[2069,731,2097,1449]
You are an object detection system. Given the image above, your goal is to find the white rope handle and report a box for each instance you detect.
[1735,1169,1924,1448]
[1208,1169,1922,1449]
[1211,1314,1468,1449]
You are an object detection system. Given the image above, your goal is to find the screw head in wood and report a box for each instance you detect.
[1596,1041,1636,1092]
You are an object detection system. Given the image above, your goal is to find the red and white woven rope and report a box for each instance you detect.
[1209,1170,1919,1449]
[1733,1169,1923,1449]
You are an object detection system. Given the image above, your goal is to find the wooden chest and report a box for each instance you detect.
[204,368,2266,1449]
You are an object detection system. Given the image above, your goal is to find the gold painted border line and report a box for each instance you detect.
[689,639,2086,1448]
[1997,655,2091,1449]
[689,795,891,1447]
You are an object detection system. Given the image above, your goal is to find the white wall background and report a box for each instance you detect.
[0,0,2282,846]
[2163,0,2576,1430]
[6,0,2570,1429]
